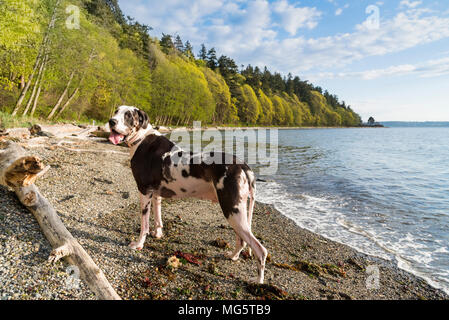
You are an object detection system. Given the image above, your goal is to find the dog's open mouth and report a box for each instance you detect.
[109,129,126,145]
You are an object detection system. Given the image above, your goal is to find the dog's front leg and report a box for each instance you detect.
[129,192,152,250]
[150,195,163,239]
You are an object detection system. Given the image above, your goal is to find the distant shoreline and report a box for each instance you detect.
[160,125,385,133]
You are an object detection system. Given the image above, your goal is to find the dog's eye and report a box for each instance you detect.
[124,111,135,127]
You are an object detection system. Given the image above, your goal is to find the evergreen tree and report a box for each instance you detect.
[159,33,174,54]
[174,35,184,52]
[218,55,238,79]
[198,44,207,60]
[183,41,194,59]
[206,48,218,69]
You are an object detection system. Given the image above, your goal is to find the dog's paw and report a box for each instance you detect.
[225,251,240,261]
[129,241,143,250]
[151,229,163,239]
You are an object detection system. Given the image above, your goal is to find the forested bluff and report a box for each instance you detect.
[0,0,362,128]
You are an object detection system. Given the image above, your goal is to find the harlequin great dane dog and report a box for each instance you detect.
[108,106,268,283]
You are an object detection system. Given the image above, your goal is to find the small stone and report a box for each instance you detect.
[213,238,230,249]
[207,263,217,274]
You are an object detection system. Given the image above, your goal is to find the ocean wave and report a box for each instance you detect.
[255,180,449,294]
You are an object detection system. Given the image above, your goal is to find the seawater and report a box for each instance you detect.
[248,127,449,294]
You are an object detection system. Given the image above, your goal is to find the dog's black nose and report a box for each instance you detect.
[109,119,117,128]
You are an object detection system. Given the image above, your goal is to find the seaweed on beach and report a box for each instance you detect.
[173,251,204,266]
[246,283,290,300]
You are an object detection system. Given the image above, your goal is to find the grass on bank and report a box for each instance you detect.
[0,111,104,130]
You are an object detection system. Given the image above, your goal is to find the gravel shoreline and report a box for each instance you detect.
[0,136,447,300]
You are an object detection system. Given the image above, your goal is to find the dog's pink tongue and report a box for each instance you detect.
[109,132,124,145]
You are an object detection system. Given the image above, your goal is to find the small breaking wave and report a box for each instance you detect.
[256,180,449,294]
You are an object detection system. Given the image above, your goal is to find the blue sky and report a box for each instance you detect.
[118,0,449,121]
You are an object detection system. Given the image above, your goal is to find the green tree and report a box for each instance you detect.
[271,95,286,125]
[174,35,184,52]
[159,33,174,54]
[0,0,46,105]
[198,44,207,60]
[218,55,239,79]
[257,89,274,125]
[206,48,218,69]
[202,67,237,124]
[183,41,194,60]
[236,84,260,124]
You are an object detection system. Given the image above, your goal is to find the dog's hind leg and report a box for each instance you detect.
[217,171,267,283]
[226,233,246,261]
[225,192,247,261]
[129,192,152,250]
[150,195,163,239]
[227,208,268,284]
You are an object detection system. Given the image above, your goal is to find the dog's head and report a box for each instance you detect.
[108,105,149,145]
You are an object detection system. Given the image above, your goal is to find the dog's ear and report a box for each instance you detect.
[136,109,149,129]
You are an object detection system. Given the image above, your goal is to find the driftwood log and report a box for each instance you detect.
[0,142,121,300]
[90,130,110,139]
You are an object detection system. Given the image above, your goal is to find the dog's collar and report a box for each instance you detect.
[126,134,142,147]
[128,138,142,147]
[126,126,159,148]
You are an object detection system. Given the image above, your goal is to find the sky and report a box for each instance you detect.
[117,0,449,121]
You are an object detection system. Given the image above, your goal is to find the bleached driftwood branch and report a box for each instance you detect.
[0,142,121,300]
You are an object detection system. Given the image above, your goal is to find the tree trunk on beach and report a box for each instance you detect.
[22,54,47,117]
[54,50,96,119]
[12,56,41,116]
[0,142,121,300]
[47,71,75,120]
[20,75,25,90]
[55,87,79,118]
[30,79,44,117]
[30,54,49,117]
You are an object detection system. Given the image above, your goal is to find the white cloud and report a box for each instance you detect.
[199,3,449,76]
[308,57,449,81]
[335,4,349,16]
[119,1,449,77]
[118,0,225,42]
[400,1,422,9]
[262,8,449,75]
[194,0,280,61]
[272,0,322,35]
